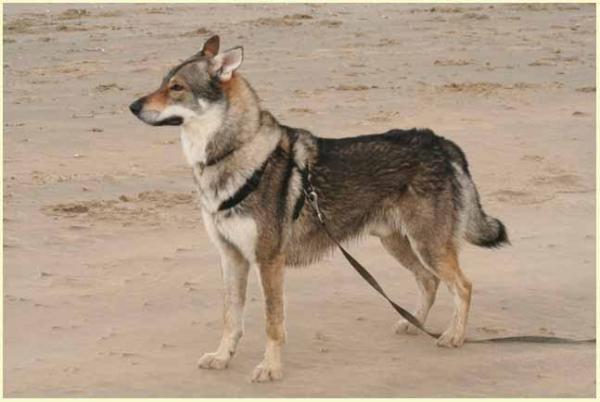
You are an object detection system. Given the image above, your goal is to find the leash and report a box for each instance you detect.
[300,166,595,345]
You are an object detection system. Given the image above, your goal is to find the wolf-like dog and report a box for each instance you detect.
[129,35,508,382]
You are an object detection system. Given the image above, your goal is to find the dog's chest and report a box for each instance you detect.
[201,210,258,263]
[192,164,250,213]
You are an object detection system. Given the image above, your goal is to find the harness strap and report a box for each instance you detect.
[217,158,270,211]
[217,132,304,214]
[300,169,595,345]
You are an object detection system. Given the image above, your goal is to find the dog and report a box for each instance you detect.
[129,35,508,382]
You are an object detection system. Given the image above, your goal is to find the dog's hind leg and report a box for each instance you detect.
[406,235,472,348]
[198,242,250,370]
[430,244,472,348]
[252,255,286,382]
[379,232,440,335]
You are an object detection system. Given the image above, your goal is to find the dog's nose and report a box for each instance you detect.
[129,99,143,115]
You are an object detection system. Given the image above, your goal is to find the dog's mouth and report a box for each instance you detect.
[132,109,184,127]
[150,116,184,126]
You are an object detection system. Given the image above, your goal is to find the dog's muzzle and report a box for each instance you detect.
[129,97,184,126]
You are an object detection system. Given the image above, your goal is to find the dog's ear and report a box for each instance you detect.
[209,47,243,81]
[200,35,220,57]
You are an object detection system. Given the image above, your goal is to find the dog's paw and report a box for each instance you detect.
[394,319,420,336]
[251,362,283,382]
[197,352,230,370]
[435,328,465,348]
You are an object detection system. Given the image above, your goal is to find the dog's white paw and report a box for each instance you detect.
[197,352,230,370]
[435,328,465,348]
[394,319,420,335]
[251,361,282,382]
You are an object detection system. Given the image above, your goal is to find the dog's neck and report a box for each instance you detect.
[180,73,263,167]
[187,74,283,213]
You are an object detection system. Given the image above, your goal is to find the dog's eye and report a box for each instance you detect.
[170,84,184,92]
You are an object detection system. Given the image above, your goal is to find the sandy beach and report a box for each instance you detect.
[3,3,596,397]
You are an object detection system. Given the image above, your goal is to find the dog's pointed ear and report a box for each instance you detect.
[200,35,220,57]
[209,46,243,81]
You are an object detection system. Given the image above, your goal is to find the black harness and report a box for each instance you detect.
[215,134,308,217]
[217,158,270,212]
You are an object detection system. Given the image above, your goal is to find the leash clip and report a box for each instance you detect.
[306,189,324,223]
[302,161,325,223]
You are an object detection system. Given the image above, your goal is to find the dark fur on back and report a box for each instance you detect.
[313,129,459,231]
[284,129,454,265]
[241,126,509,267]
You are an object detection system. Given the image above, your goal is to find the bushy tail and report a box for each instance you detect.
[461,176,510,248]
[441,136,510,248]
[465,209,509,248]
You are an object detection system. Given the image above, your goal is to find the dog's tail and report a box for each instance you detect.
[464,202,509,248]
[442,138,510,249]
[459,169,509,248]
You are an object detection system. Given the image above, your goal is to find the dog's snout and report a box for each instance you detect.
[129,98,144,115]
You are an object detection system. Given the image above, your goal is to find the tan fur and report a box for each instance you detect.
[202,35,220,57]
[144,88,169,111]
[221,72,242,99]
[433,244,472,347]
[253,254,286,382]
[380,233,440,335]
[221,73,259,127]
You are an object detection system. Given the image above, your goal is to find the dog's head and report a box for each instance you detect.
[129,35,243,126]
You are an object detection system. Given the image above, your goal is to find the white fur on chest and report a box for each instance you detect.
[180,105,224,166]
[202,210,258,263]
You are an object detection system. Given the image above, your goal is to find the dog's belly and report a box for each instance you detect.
[283,195,411,267]
[284,236,334,267]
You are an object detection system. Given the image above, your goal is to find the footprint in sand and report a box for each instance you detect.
[489,189,555,205]
[288,107,315,114]
[576,86,595,93]
[41,190,198,226]
[521,154,544,162]
[530,173,580,187]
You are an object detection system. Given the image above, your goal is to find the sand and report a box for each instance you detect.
[3,3,596,397]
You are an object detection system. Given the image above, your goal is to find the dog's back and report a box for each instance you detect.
[283,128,508,266]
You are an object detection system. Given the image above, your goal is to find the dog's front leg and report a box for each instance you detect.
[198,244,250,370]
[252,255,286,382]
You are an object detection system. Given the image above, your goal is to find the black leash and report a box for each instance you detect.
[300,167,595,345]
